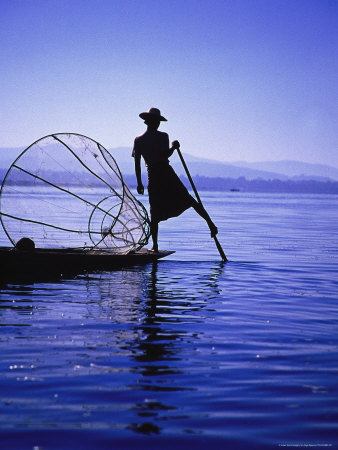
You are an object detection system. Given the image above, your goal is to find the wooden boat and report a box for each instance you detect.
[0,246,174,283]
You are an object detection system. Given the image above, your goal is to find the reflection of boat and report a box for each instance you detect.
[0,246,174,282]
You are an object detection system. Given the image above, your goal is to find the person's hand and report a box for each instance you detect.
[171,140,180,150]
[137,183,144,195]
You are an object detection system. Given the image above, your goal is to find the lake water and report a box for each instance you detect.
[0,191,337,449]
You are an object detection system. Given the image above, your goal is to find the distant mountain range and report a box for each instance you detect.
[108,147,338,182]
[232,160,338,181]
[1,146,338,182]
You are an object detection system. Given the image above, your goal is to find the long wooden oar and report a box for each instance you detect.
[176,148,228,262]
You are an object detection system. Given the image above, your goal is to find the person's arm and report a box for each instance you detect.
[133,143,144,194]
[169,140,180,156]
[163,133,180,158]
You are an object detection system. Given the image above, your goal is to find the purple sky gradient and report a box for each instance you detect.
[0,0,337,166]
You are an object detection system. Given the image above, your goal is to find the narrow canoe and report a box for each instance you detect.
[0,247,174,283]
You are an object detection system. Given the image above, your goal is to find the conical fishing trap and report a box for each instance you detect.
[0,133,150,253]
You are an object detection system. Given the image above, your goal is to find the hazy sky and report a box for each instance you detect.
[1,0,337,166]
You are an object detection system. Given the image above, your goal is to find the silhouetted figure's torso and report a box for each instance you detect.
[133,129,170,166]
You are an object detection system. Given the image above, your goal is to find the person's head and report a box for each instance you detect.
[15,237,35,252]
[139,107,167,130]
[144,116,161,130]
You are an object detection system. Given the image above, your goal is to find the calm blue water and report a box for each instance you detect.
[0,192,337,449]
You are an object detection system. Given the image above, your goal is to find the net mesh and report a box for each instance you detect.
[0,133,150,253]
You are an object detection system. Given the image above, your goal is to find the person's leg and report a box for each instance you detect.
[191,199,218,237]
[150,219,159,252]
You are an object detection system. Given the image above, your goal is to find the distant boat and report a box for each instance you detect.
[230,188,240,192]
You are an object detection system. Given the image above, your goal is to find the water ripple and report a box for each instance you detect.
[1,193,338,448]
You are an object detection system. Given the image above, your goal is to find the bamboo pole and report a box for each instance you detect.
[176,148,227,262]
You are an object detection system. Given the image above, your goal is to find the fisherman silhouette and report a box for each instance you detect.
[133,107,218,252]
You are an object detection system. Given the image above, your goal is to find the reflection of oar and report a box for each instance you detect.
[176,148,228,262]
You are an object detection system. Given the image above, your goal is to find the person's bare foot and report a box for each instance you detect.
[150,246,159,253]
